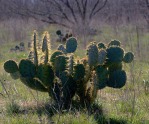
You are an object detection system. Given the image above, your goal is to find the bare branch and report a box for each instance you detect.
[74,0,83,18]
[61,0,78,23]
[145,0,149,9]
[82,0,88,20]
[90,0,108,19]
[50,0,75,24]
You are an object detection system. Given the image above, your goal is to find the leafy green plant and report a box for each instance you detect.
[4,31,134,109]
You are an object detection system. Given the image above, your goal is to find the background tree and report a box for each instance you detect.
[4,0,107,35]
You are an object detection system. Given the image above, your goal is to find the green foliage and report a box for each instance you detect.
[3,32,134,109]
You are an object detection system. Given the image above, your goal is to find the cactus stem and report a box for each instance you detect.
[33,31,38,66]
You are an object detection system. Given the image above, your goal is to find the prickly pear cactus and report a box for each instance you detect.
[4,31,134,109]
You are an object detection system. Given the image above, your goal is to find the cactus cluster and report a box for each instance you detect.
[4,31,134,108]
[10,42,25,52]
[56,30,73,42]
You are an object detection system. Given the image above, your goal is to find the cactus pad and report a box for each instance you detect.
[108,62,123,72]
[37,64,54,88]
[57,44,66,53]
[123,52,134,63]
[97,42,106,49]
[107,70,126,88]
[54,55,67,76]
[87,42,99,67]
[66,37,77,53]
[68,55,74,75]
[50,51,63,65]
[56,30,62,35]
[108,40,121,47]
[95,65,108,89]
[106,46,124,63]
[73,64,85,80]
[4,60,18,73]
[20,77,48,92]
[19,59,36,78]
[42,36,48,52]
[98,49,107,65]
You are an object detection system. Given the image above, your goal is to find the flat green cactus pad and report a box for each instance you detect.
[54,55,67,76]
[4,60,18,73]
[106,46,124,63]
[98,49,107,65]
[107,70,126,88]
[66,37,77,53]
[108,40,121,47]
[95,65,108,89]
[42,36,48,52]
[56,30,62,35]
[87,43,99,67]
[19,59,36,78]
[73,64,85,80]
[108,62,123,72]
[50,50,63,65]
[37,64,54,88]
[20,77,48,92]
[123,52,134,63]
[97,42,106,49]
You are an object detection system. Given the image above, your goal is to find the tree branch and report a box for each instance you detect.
[90,0,107,19]
[145,0,149,9]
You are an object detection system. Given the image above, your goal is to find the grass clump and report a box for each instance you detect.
[5,101,20,115]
